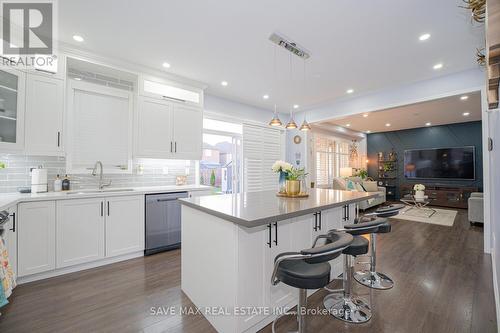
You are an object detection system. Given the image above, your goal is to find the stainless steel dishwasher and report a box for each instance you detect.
[145,192,189,255]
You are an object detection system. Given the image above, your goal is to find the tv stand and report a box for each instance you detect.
[400,184,478,209]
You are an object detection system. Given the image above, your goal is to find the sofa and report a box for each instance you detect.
[319,177,386,210]
[468,192,484,224]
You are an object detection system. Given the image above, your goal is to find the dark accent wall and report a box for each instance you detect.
[367,121,483,199]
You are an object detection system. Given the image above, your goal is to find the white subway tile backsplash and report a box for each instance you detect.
[0,154,196,193]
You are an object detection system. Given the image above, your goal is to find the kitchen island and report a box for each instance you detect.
[179,189,377,333]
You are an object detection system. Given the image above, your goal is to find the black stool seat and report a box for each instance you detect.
[344,219,384,235]
[377,222,391,233]
[276,260,331,289]
[342,236,369,256]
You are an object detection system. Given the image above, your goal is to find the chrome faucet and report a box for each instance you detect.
[91,161,112,189]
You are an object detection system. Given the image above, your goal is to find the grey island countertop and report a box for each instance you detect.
[179,188,378,228]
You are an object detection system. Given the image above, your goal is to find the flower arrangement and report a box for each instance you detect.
[413,184,425,191]
[271,160,293,174]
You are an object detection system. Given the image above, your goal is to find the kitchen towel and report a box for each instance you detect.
[0,236,16,309]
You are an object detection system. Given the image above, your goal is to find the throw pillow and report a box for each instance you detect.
[346,180,356,191]
[332,177,347,190]
[362,181,378,192]
[355,183,366,192]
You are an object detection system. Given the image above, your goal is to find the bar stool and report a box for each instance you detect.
[353,204,404,290]
[271,231,353,333]
[322,220,387,323]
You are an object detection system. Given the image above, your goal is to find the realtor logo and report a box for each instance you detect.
[1,0,55,55]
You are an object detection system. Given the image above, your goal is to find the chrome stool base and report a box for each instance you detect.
[323,293,372,324]
[354,270,394,290]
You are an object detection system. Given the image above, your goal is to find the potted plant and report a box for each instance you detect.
[285,167,308,195]
[355,169,368,180]
[414,184,425,199]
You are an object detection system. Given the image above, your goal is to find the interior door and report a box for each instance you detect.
[172,103,202,159]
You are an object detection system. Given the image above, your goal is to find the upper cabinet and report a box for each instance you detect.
[136,75,203,160]
[0,66,25,151]
[135,97,202,160]
[24,74,64,155]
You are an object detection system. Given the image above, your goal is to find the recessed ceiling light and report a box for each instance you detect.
[162,62,171,68]
[419,33,431,41]
[345,124,351,127]
[425,122,432,126]
[460,95,468,100]
[293,104,299,109]
[433,63,443,70]
[263,94,269,100]
[346,89,354,94]
[463,112,470,116]
[221,81,228,86]
[366,130,371,133]
[74,77,82,81]
[385,123,391,127]
[72,35,84,42]
[363,114,369,118]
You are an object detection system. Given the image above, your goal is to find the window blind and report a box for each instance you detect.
[314,135,352,187]
[242,124,283,192]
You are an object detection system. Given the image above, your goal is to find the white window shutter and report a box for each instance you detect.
[243,124,283,193]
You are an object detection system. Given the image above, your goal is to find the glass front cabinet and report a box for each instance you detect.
[0,66,25,151]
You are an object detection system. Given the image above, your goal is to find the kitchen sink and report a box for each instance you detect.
[65,188,135,195]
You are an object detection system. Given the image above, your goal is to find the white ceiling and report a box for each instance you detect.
[59,0,484,111]
[320,91,482,133]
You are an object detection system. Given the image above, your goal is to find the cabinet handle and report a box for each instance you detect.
[313,212,318,231]
[57,131,61,147]
[107,201,110,216]
[346,205,350,221]
[101,202,104,217]
[267,224,272,248]
[342,205,346,221]
[318,211,322,230]
[273,222,278,246]
[170,141,173,153]
[9,213,15,232]
[175,142,177,153]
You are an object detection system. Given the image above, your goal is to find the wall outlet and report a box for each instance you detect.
[162,167,169,175]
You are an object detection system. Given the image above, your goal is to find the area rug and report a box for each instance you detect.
[391,206,457,227]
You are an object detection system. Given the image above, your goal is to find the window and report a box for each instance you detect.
[200,118,242,193]
[314,135,352,187]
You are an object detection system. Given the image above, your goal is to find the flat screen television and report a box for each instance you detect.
[404,147,475,180]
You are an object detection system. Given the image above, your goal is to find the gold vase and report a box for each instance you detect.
[285,180,301,195]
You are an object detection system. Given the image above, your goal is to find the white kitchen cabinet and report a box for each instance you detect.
[0,65,25,151]
[2,205,17,277]
[67,81,133,173]
[135,97,202,160]
[105,195,145,257]
[24,74,64,155]
[56,198,105,268]
[18,201,56,277]
[135,97,174,158]
[171,103,202,159]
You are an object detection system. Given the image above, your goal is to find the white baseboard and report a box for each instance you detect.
[491,235,500,330]
[17,251,144,284]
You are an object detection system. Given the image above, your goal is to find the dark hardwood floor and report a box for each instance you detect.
[0,208,496,333]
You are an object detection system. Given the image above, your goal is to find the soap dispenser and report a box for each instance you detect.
[54,174,62,192]
[62,174,71,191]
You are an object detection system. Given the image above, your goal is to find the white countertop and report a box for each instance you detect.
[0,185,212,211]
[179,189,377,228]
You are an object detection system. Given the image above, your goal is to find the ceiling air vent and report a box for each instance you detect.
[269,33,310,59]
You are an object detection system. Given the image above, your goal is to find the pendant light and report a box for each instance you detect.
[268,45,282,126]
[285,53,298,129]
[299,59,311,131]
